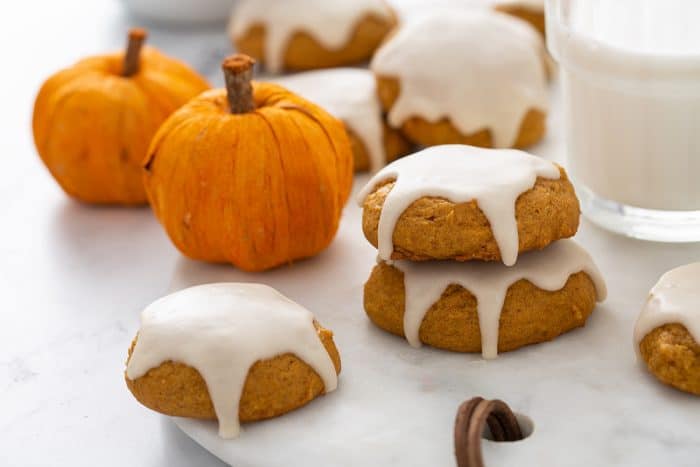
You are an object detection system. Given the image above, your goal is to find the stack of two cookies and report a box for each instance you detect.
[357,145,606,359]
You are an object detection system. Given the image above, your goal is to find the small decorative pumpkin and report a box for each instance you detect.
[32,28,210,205]
[143,54,354,272]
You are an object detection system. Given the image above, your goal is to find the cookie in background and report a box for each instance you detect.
[371,10,549,150]
[387,0,545,37]
[272,69,412,172]
[495,0,546,37]
[229,0,397,73]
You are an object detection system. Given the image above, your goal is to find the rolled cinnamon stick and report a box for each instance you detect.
[454,397,524,467]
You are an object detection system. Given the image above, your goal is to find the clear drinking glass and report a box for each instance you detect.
[546,0,700,241]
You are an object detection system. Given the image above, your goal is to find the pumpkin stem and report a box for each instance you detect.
[123,28,148,77]
[222,54,256,114]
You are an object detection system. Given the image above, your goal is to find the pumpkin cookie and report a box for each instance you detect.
[229,0,397,73]
[125,283,341,438]
[495,0,545,37]
[32,28,209,205]
[635,263,700,396]
[371,10,548,149]
[364,240,606,358]
[357,145,579,266]
[144,55,353,272]
[273,69,412,172]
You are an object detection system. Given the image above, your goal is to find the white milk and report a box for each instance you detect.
[547,0,700,238]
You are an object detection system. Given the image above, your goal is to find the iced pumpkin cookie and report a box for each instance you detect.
[634,264,700,396]
[357,145,579,266]
[125,283,341,438]
[229,0,397,73]
[495,0,545,37]
[371,10,548,149]
[273,69,412,172]
[364,240,606,358]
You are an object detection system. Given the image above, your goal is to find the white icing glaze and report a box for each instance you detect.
[272,69,386,171]
[229,0,393,73]
[389,239,606,359]
[370,9,548,148]
[356,145,560,266]
[126,283,338,439]
[634,263,700,351]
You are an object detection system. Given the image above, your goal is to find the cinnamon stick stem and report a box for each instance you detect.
[222,54,256,114]
[123,28,147,77]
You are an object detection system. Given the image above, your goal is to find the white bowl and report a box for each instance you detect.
[121,0,235,24]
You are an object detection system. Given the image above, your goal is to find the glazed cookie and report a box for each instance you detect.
[125,283,341,438]
[364,239,606,358]
[273,69,412,172]
[357,145,580,266]
[634,264,700,396]
[495,0,545,37]
[371,10,549,149]
[229,0,397,73]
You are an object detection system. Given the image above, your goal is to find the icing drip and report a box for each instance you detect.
[356,145,560,266]
[392,239,607,359]
[634,263,700,350]
[370,10,548,148]
[126,283,338,439]
[229,0,393,73]
[273,69,386,171]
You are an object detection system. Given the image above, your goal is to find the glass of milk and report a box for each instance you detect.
[546,0,700,242]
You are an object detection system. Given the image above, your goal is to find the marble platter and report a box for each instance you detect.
[167,86,700,466]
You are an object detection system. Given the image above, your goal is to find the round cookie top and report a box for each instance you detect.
[387,239,606,358]
[634,263,700,348]
[126,282,338,439]
[357,145,562,266]
[273,69,385,171]
[229,0,394,73]
[370,9,548,148]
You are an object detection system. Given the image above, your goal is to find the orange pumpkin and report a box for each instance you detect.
[144,54,354,272]
[32,28,210,205]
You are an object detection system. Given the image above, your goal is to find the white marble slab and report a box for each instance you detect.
[168,88,700,465]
